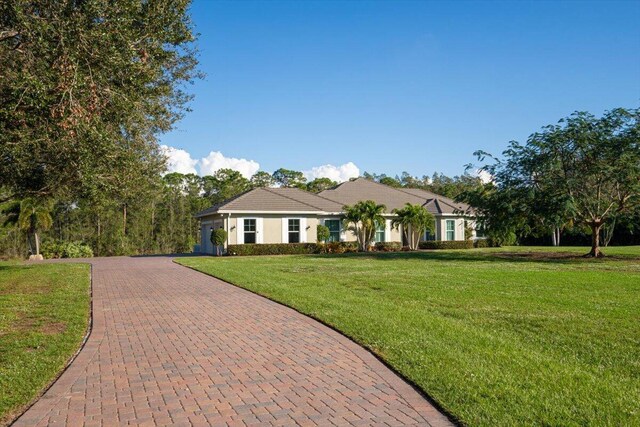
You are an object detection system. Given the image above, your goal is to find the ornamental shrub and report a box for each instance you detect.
[316,224,330,243]
[210,228,228,256]
[325,241,358,254]
[374,242,402,252]
[418,240,474,250]
[473,239,490,248]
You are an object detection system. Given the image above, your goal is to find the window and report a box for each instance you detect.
[374,222,385,243]
[423,230,433,241]
[244,219,256,244]
[446,220,455,241]
[288,219,300,243]
[324,219,341,242]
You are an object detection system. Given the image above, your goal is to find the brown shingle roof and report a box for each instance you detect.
[196,178,473,218]
[195,187,343,217]
[319,178,472,215]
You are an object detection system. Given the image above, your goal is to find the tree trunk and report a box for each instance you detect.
[588,222,604,257]
[34,231,40,256]
[122,204,127,235]
[551,229,557,247]
[556,227,561,246]
[602,218,615,247]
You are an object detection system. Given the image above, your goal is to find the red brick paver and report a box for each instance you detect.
[14,256,452,426]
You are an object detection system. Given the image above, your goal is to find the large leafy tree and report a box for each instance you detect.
[342,200,386,252]
[202,169,250,204]
[250,171,275,188]
[272,168,307,188]
[468,108,639,257]
[391,203,435,250]
[0,0,199,202]
[306,177,337,193]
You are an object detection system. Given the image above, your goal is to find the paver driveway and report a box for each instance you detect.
[14,256,451,426]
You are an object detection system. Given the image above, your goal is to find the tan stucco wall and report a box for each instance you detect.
[219,214,319,245]
[199,213,463,250]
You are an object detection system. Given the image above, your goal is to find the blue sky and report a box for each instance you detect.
[160,0,640,181]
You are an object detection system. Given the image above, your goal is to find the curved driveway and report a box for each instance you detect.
[15,256,451,426]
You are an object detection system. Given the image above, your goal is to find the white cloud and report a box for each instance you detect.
[161,145,198,175]
[476,169,493,184]
[199,151,260,179]
[162,145,360,183]
[162,145,260,178]
[304,162,360,183]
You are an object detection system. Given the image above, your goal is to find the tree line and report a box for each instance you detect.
[0,166,480,257]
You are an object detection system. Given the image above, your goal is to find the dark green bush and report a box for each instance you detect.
[325,241,358,254]
[418,240,474,250]
[473,239,490,248]
[210,228,228,246]
[487,230,517,247]
[227,243,320,256]
[41,240,94,259]
[316,224,330,243]
[374,242,402,252]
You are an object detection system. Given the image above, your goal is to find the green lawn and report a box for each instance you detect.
[0,262,90,425]
[178,246,640,427]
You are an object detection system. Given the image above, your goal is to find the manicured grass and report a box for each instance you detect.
[178,247,640,426]
[0,262,90,425]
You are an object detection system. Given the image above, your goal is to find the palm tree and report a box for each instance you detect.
[392,203,435,250]
[4,198,54,257]
[343,200,386,251]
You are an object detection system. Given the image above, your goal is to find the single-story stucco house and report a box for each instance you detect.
[196,177,475,254]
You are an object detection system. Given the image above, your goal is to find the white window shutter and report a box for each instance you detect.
[300,218,307,243]
[281,218,288,243]
[236,218,244,244]
[385,219,391,242]
[256,217,264,244]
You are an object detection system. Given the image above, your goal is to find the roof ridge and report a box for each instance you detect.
[263,187,325,211]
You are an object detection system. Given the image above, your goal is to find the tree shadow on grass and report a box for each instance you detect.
[306,249,638,265]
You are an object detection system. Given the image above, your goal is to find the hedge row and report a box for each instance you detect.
[227,243,320,256]
[226,241,401,256]
[418,240,474,250]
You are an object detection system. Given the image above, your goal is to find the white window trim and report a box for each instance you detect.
[385,219,391,243]
[281,218,287,243]
[239,217,260,244]
[236,218,244,244]
[446,219,456,241]
[256,217,264,244]
[282,217,303,243]
[300,218,307,243]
